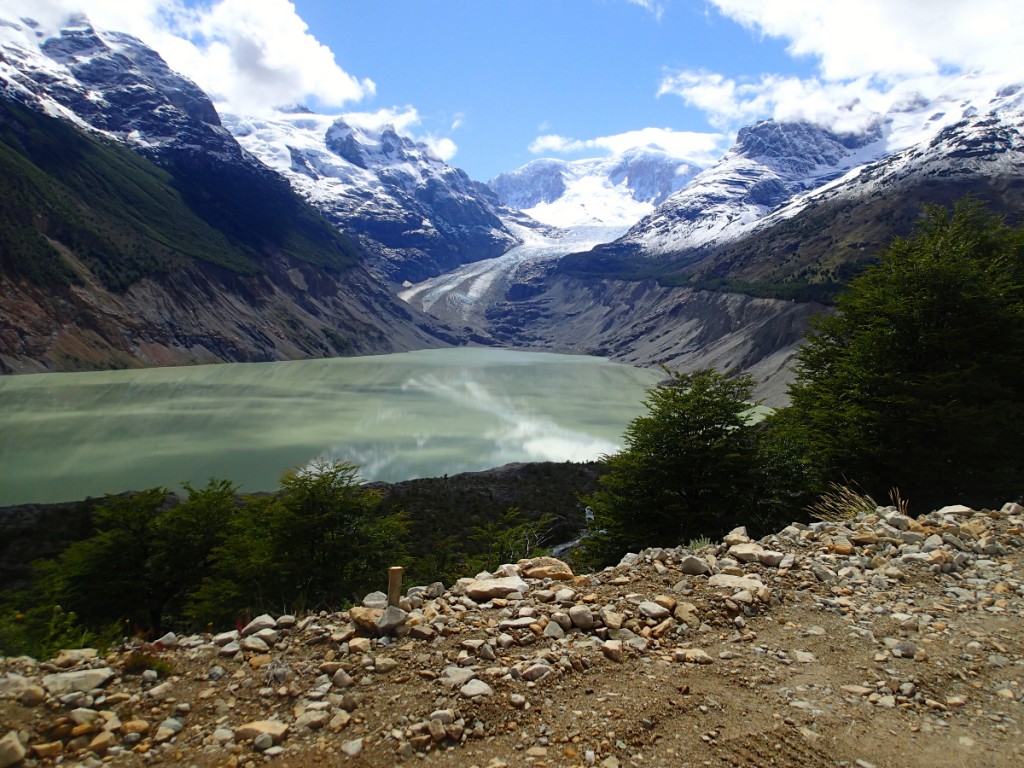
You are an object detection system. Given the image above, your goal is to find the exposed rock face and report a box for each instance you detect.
[0,248,452,374]
[0,14,456,373]
[482,273,827,405]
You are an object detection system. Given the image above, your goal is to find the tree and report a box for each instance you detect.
[35,481,237,634]
[189,460,408,622]
[579,369,759,567]
[787,200,1024,510]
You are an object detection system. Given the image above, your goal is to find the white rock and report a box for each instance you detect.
[459,679,494,698]
[42,668,115,695]
[240,614,276,637]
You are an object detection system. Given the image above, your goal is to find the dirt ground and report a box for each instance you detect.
[2,509,1022,768]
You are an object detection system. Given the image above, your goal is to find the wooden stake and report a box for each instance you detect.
[387,566,404,607]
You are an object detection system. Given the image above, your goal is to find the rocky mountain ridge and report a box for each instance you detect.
[225,111,519,284]
[597,85,1024,262]
[2,501,1022,767]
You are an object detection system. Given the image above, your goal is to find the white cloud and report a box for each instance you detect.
[709,0,1024,83]
[626,0,668,21]
[340,107,458,161]
[530,127,725,164]
[6,0,375,113]
[424,136,458,162]
[342,106,422,135]
[659,1,1024,135]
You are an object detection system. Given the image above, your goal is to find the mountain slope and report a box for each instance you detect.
[0,18,450,373]
[226,111,519,284]
[559,89,1024,301]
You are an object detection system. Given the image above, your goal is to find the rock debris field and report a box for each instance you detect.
[2,502,1023,768]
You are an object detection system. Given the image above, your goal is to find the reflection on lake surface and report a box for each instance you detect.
[0,348,662,506]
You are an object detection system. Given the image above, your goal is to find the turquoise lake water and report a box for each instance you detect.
[0,348,662,505]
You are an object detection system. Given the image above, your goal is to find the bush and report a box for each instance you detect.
[578,369,761,568]
[187,460,408,623]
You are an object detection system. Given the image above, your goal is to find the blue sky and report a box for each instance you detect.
[18,1,1024,181]
[295,1,816,178]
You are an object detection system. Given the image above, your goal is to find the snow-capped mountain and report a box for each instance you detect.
[489,148,704,229]
[0,12,517,285]
[605,85,1024,259]
[225,111,518,283]
[0,13,455,371]
[0,13,241,161]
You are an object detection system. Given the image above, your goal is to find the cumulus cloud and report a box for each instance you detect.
[7,0,375,113]
[659,1,1024,136]
[529,127,725,164]
[710,0,1023,83]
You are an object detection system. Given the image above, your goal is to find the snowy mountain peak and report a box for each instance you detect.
[608,86,1024,259]
[490,147,705,229]
[732,119,882,180]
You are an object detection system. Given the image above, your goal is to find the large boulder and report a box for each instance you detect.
[41,668,115,695]
[518,556,574,581]
[461,576,529,600]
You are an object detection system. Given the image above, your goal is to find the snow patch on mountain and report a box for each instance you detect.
[615,82,1024,258]
[224,109,518,282]
[489,148,703,229]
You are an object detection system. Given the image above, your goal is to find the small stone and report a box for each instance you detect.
[0,732,26,768]
[234,720,288,744]
[568,605,595,630]
[518,556,574,580]
[349,607,383,632]
[675,648,713,664]
[31,741,63,759]
[240,635,269,652]
[463,576,530,600]
[240,614,276,637]
[348,636,372,654]
[543,621,565,639]
[376,605,408,634]
[16,686,45,707]
[728,542,764,562]
[295,711,330,731]
[460,679,494,698]
[328,711,351,732]
[362,591,388,609]
[638,601,670,620]
[794,651,816,664]
[678,555,711,575]
[340,738,364,757]
[41,668,114,695]
[601,640,625,663]
[253,732,275,752]
[154,631,178,648]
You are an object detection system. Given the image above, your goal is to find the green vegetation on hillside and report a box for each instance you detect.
[0,99,360,292]
[581,200,1024,566]
[0,461,581,656]
[578,370,761,567]
[783,200,1024,510]
[558,184,1024,304]
[3,199,1020,650]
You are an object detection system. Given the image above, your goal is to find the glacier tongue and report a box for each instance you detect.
[399,222,628,323]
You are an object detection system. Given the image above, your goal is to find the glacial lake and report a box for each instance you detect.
[0,348,663,506]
